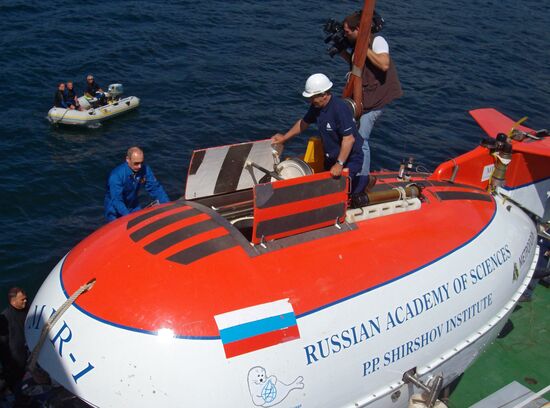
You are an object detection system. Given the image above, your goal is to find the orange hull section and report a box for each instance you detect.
[61,177,495,338]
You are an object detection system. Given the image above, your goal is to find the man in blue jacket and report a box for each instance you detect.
[104,146,170,222]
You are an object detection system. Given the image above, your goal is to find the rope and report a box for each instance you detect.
[28,278,96,372]
[52,107,71,125]
[394,186,412,206]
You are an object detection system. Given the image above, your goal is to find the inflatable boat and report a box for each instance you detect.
[25,108,549,407]
[47,84,140,127]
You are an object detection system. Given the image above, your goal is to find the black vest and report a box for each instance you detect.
[361,36,403,111]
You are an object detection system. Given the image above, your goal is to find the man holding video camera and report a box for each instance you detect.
[329,11,402,179]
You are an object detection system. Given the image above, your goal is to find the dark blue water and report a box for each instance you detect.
[1,1,548,305]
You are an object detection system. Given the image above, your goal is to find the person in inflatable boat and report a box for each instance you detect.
[64,80,82,111]
[53,82,74,109]
[85,74,106,106]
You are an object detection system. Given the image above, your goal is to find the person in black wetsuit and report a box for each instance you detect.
[0,287,29,391]
[64,80,81,110]
[53,82,73,109]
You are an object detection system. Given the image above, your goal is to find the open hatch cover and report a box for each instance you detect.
[185,140,276,200]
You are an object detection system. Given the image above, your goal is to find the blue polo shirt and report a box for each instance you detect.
[303,96,364,176]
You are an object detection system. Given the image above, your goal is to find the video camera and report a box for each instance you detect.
[323,11,385,58]
[323,19,351,58]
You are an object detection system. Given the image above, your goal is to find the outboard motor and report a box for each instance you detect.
[107,84,124,100]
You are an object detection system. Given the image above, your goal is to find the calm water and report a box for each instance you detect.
[0,0,549,305]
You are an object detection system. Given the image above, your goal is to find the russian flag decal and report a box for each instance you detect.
[214,299,300,358]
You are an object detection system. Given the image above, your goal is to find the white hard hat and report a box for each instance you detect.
[302,73,333,98]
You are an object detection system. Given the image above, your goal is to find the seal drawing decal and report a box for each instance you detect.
[247,366,304,407]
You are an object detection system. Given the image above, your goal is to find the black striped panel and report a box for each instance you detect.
[126,202,186,229]
[144,219,220,255]
[213,143,254,194]
[189,150,206,176]
[435,191,492,202]
[166,235,237,265]
[255,177,346,209]
[255,203,346,239]
[130,208,201,242]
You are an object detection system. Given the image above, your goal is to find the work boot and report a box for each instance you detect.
[351,192,369,209]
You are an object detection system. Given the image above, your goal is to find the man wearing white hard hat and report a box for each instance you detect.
[272,73,373,206]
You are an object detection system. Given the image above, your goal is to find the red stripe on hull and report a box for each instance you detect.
[223,325,301,359]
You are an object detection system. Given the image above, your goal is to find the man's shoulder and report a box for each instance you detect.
[372,35,389,54]
[142,164,155,177]
[330,97,353,115]
[0,306,14,322]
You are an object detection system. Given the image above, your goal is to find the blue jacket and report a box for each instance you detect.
[104,162,170,221]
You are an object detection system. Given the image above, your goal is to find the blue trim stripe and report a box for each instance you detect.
[501,175,550,191]
[58,200,497,340]
[219,313,296,344]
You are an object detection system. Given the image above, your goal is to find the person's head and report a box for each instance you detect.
[343,11,361,42]
[66,80,74,90]
[87,74,94,84]
[302,73,333,108]
[58,82,65,91]
[308,91,332,108]
[8,287,27,310]
[126,146,144,172]
[344,10,384,42]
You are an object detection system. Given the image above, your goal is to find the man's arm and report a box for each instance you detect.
[366,48,390,71]
[271,119,310,144]
[367,36,390,72]
[144,166,170,204]
[331,135,355,177]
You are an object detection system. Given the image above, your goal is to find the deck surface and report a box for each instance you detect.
[448,282,550,407]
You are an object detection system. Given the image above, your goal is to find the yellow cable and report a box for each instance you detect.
[507,116,528,137]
